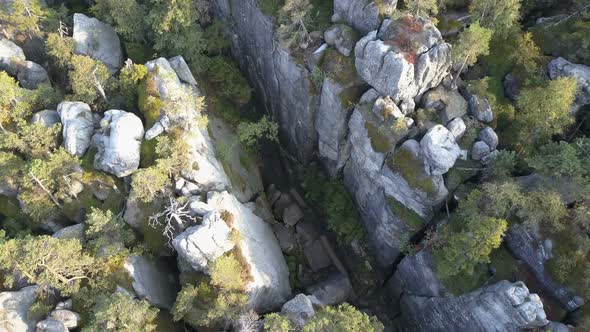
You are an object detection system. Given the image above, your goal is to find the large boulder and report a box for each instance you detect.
[0,37,25,75]
[172,210,236,273]
[57,101,94,157]
[324,24,358,57]
[0,285,39,332]
[468,94,494,123]
[168,55,197,86]
[422,85,468,124]
[420,125,461,175]
[72,13,123,73]
[123,255,180,310]
[548,57,590,113]
[355,15,452,108]
[17,60,49,89]
[35,319,68,332]
[399,281,549,331]
[333,0,398,35]
[52,223,85,240]
[471,141,491,160]
[280,294,316,328]
[92,110,144,177]
[49,309,81,329]
[31,110,60,127]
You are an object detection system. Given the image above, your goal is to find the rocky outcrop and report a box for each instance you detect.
[168,55,197,86]
[280,294,317,328]
[355,16,452,109]
[73,13,123,73]
[49,309,81,329]
[324,24,358,57]
[32,110,60,127]
[17,60,49,89]
[332,0,397,35]
[387,248,444,302]
[422,85,468,124]
[0,37,25,75]
[92,110,144,177]
[548,57,590,113]
[505,225,584,312]
[0,285,39,332]
[57,101,94,157]
[420,125,461,175]
[36,319,68,332]
[468,94,494,123]
[52,223,85,240]
[398,281,549,331]
[123,255,180,310]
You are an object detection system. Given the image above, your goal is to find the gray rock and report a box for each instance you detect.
[55,299,72,310]
[32,110,60,127]
[324,24,358,57]
[123,255,180,309]
[52,223,85,240]
[50,309,81,329]
[168,55,197,86]
[399,281,549,331]
[0,37,25,75]
[282,203,304,226]
[479,126,499,150]
[372,95,404,120]
[17,61,49,89]
[303,239,332,271]
[387,248,444,304]
[468,94,494,123]
[280,294,316,328]
[332,0,397,35]
[172,210,235,272]
[272,223,296,253]
[422,85,468,124]
[420,125,461,175]
[57,101,94,157]
[0,286,39,332]
[446,117,466,140]
[307,273,351,306]
[471,141,491,160]
[92,110,144,177]
[504,72,520,101]
[73,13,123,73]
[35,319,68,332]
[548,57,590,113]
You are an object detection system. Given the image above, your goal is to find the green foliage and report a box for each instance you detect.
[404,0,438,17]
[469,0,521,36]
[130,165,170,203]
[364,122,392,153]
[155,129,195,176]
[277,0,313,48]
[259,0,285,16]
[526,138,590,180]
[172,253,249,328]
[452,22,493,69]
[115,61,148,110]
[236,116,279,151]
[388,198,424,230]
[486,150,517,180]
[264,313,292,331]
[28,299,53,321]
[69,55,110,105]
[0,235,95,295]
[91,0,147,43]
[206,56,252,105]
[302,303,384,332]
[0,152,24,194]
[83,292,159,332]
[320,48,359,84]
[302,166,366,243]
[203,20,230,55]
[46,33,74,70]
[85,208,135,256]
[515,77,578,154]
[0,0,53,37]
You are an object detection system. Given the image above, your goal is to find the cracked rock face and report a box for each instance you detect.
[548,57,590,113]
[333,0,398,35]
[355,15,452,108]
[399,281,549,331]
[57,101,94,157]
[92,110,144,177]
[73,13,123,73]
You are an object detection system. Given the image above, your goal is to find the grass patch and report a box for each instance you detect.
[390,148,435,195]
[140,138,158,168]
[364,122,392,153]
[320,48,359,84]
[388,198,424,230]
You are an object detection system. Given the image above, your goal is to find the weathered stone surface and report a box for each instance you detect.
[306,273,351,306]
[422,85,468,124]
[17,60,49,89]
[505,225,584,312]
[73,13,122,73]
[0,37,25,75]
[420,125,461,175]
[446,117,466,140]
[52,223,85,240]
[32,110,60,127]
[472,141,491,160]
[283,203,304,226]
[57,101,94,157]
[387,248,444,302]
[548,57,590,113]
[0,286,39,332]
[168,55,197,86]
[468,94,494,123]
[123,255,180,309]
[355,16,452,107]
[35,319,68,332]
[504,72,520,101]
[172,211,235,272]
[399,281,549,331]
[92,110,144,177]
[281,294,316,328]
[50,309,81,329]
[333,0,397,35]
[479,126,499,150]
[324,24,358,57]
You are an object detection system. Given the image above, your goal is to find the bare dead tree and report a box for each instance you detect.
[234,310,261,332]
[92,66,108,102]
[149,196,196,246]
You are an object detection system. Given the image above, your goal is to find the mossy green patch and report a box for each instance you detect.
[339,85,365,109]
[457,125,479,151]
[61,171,125,221]
[444,158,480,192]
[124,42,154,65]
[364,122,392,153]
[308,0,334,31]
[0,196,20,219]
[320,48,359,84]
[388,197,424,230]
[390,148,435,195]
[140,138,158,168]
[259,0,284,16]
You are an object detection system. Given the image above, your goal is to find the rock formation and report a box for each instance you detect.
[73,13,123,73]
[57,101,95,157]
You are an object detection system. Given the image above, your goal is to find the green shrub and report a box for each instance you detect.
[206,56,252,106]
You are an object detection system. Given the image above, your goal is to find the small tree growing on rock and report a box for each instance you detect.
[452,22,493,74]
